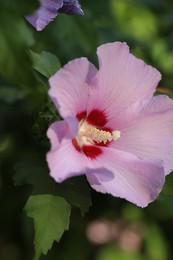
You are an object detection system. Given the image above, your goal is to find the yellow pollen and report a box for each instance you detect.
[78,122,121,145]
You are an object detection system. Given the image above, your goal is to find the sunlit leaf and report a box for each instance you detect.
[111,1,157,41]
[145,224,168,260]
[25,195,71,259]
[0,134,13,156]
[98,245,140,260]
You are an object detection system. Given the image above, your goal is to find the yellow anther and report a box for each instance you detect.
[78,122,121,145]
[112,130,121,140]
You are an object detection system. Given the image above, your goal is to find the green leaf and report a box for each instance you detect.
[55,177,92,215]
[13,159,92,214]
[25,195,71,259]
[31,51,61,78]
[13,160,49,188]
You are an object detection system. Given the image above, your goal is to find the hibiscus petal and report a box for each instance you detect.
[26,0,63,31]
[47,116,79,151]
[86,148,165,207]
[111,95,173,175]
[59,0,84,15]
[87,42,161,118]
[49,58,97,118]
[47,139,91,182]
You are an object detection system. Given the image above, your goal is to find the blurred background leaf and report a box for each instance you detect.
[0,1,39,86]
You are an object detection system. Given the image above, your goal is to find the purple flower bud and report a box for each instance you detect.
[25,0,83,31]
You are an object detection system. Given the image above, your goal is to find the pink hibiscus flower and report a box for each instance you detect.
[47,42,173,207]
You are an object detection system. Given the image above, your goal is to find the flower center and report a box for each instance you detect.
[76,120,121,147]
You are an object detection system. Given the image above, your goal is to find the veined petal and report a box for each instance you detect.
[47,139,91,182]
[47,116,79,151]
[107,95,173,129]
[47,121,67,151]
[26,0,63,31]
[87,42,161,118]
[49,58,97,118]
[86,148,165,207]
[111,95,173,175]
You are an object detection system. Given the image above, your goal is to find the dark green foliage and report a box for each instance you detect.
[13,159,92,214]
